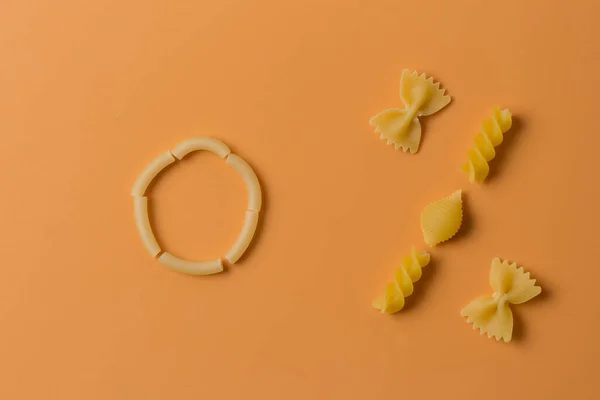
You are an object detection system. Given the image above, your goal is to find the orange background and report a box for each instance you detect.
[1,0,599,399]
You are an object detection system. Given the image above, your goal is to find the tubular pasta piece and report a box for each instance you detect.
[372,247,431,314]
[158,252,224,275]
[420,190,462,247]
[461,258,541,342]
[133,197,161,257]
[226,154,262,211]
[225,210,259,264]
[131,151,176,196]
[461,107,513,183]
[171,137,231,160]
[370,69,451,154]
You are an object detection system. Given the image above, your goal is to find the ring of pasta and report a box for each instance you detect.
[131,137,262,275]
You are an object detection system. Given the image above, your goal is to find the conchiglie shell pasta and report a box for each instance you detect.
[420,190,462,246]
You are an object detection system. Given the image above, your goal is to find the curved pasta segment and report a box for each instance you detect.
[461,258,541,342]
[373,247,431,314]
[225,210,259,264]
[226,154,262,211]
[461,107,512,183]
[171,137,231,160]
[370,69,451,154]
[133,197,161,257]
[131,151,176,196]
[420,190,462,246]
[158,252,224,275]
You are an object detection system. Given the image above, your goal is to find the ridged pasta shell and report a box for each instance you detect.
[420,190,463,246]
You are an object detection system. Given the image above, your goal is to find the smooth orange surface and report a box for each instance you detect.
[1,1,599,398]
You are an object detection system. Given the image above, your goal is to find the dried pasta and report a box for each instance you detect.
[461,107,513,183]
[131,137,262,275]
[226,154,262,212]
[461,258,541,342]
[372,247,431,314]
[133,197,161,257]
[370,69,451,154]
[131,151,176,196]
[171,137,231,160]
[420,190,462,246]
[158,252,224,275]
[225,210,259,264]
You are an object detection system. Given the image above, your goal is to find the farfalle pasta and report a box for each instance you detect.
[461,258,541,342]
[373,247,430,314]
[461,107,513,183]
[370,70,451,153]
[420,190,462,246]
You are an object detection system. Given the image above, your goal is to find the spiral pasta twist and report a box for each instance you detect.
[461,107,512,183]
[372,247,431,314]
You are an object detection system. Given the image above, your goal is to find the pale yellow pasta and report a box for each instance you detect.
[158,252,224,275]
[461,258,541,342]
[420,190,462,246]
[370,69,451,154]
[461,107,513,183]
[171,137,231,160]
[225,210,259,264]
[131,137,262,275]
[133,197,161,257]
[131,151,176,196]
[372,247,430,314]
[226,154,262,211]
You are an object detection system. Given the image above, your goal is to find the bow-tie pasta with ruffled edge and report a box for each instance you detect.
[373,247,430,314]
[461,258,542,342]
[420,190,463,247]
[370,70,451,154]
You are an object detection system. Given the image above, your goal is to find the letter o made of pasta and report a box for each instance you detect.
[131,137,262,275]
